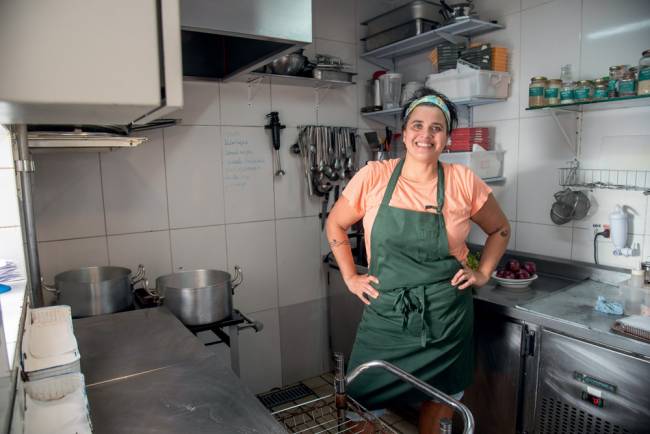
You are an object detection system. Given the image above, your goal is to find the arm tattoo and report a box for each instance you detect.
[499,229,509,238]
[328,239,351,248]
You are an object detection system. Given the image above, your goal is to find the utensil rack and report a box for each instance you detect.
[559,166,650,195]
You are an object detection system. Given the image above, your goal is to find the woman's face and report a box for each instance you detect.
[402,104,449,164]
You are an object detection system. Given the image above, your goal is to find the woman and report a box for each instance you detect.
[325,88,510,434]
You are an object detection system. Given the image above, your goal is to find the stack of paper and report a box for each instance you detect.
[0,259,22,282]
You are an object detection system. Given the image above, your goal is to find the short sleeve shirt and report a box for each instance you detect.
[341,159,492,264]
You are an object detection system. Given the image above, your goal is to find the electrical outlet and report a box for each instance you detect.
[592,224,610,237]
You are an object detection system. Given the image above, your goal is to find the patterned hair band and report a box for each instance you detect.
[404,95,451,132]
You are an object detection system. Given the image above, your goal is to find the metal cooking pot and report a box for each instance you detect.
[46,265,145,318]
[269,50,307,76]
[155,267,243,326]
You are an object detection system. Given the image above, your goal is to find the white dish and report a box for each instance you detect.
[491,272,538,290]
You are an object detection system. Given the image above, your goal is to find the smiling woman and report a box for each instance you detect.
[325,88,511,434]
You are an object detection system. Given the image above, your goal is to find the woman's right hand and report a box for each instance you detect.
[343,274,379,305]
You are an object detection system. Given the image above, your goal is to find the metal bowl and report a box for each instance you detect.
[269,52,307,76]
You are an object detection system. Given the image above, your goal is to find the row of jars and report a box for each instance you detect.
[528,49,650,107]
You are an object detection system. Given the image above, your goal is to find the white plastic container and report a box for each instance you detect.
[425,60,511,101]
[439,149,505,180]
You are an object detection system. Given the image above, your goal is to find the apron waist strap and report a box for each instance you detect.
[392,286,428,348]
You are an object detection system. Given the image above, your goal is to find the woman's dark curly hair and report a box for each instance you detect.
[400,87,458,134]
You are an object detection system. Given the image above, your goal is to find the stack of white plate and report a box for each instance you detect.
[24,373,92,434]
[21,306,80,381]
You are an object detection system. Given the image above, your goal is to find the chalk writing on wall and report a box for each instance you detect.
[223,131,266,188]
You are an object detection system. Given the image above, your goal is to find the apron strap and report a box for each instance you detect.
[380,159,405,207]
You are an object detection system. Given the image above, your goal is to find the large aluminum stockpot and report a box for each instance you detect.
[50,265,145,318]
[155,267,242,326]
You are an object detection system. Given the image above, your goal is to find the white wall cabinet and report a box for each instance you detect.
[0,0,183,125]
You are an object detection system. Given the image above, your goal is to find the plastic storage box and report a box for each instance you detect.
[439,150,505,180]
[425,60,511,101]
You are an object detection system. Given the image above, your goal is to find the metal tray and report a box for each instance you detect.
[313,69,356,82]
[363,19,438,52]
[362,0,441,36]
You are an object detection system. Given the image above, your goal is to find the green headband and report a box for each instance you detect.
[404,95,451,132]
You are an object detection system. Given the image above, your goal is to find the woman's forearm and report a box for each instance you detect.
[325,220,358,282]
[478,223,510,278]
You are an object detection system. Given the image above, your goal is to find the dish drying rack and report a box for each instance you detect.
[559,165,650,195]
[273,354,475,434]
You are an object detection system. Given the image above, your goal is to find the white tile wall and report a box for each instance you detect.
[101,130,169,234]
[572,228,645,269]
[0,170,20,228]
[519,0,582,118]
[226,221,278,314]
[516,222,573,259]
[238,307,282,394]
[170,226,227,272]
[222,127,275,223]
[172,80,221,126]
[474,0,522,20]
[270,82,317,128]
[107,231,172,281]
[517,116,575,225]
[33,153,105,240]
[219,81,271,127]
[0,126,13,168]
[580,0,650,80]
[164,125,225,228]
[276,216,323,307]
[38,237,109,282]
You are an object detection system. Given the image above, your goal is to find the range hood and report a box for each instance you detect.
[180,0,312,81]
[26,120,177,153]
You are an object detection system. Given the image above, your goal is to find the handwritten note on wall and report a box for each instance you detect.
[223,131,266,188]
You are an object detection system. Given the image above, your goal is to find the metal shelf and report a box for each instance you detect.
[245,72,355,89]
[559,166,650,195]
[361,97,507,127]
[361,18,504,68]
[525,93,650,113]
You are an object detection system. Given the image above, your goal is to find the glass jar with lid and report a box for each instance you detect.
[638,50,650,95]
[608,65,625,97]
[593,78,609,100]
[560,81,575,104]
[544,79,562,105]
[618,70,637,96]
[529,76,547,107]
[574,80,594,102]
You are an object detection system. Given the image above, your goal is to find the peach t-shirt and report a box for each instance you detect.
[342,159,491,263]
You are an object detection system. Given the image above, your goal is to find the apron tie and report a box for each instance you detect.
[392,286,429,347]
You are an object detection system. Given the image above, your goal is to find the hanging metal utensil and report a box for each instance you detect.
[265,111,286,176]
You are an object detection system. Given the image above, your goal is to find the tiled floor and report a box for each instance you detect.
[259,372,419,434]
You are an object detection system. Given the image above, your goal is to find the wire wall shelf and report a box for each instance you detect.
[559,167,650,195]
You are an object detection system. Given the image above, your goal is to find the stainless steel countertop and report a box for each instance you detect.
[328,251,650,359]
[73,307,285,433]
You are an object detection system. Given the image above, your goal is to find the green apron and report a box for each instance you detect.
[347,158,474,409]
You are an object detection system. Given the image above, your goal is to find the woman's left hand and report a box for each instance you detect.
[451,267,489,290]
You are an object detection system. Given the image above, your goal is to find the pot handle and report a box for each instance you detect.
[130,264,146,286]
[41,278,59,299]
[230,265,243,293]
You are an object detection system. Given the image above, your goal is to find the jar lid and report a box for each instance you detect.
[594,78,609,85]
[531,76,548,82]
[642,49,650,57]
[548,79,562,84]
[577,80,593,85]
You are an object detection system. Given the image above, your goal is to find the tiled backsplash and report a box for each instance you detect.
[9,0,650,393]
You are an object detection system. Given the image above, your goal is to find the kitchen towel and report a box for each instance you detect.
[594,295,624,315]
